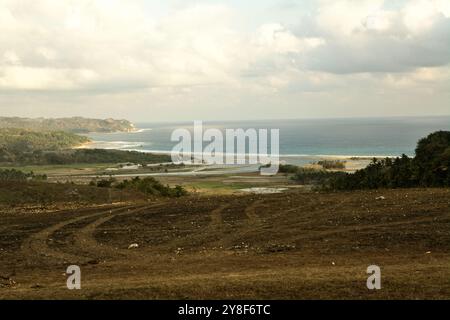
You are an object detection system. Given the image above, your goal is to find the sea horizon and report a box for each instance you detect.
[84,115,450,161]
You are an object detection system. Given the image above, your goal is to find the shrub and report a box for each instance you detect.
[115,177,187,197]
[96,178,116,188]
[292,168,342,185]
[278,164,300,174]
[317,160,346,170]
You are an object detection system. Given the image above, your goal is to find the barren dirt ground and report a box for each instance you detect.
[1,188,449,299]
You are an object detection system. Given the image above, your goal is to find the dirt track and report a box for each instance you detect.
[1,188,449,299]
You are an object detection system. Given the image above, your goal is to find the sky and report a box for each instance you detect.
[0,0,449,122]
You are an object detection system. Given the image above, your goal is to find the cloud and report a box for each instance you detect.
[0,1,326,93]
[1,0,449,90]
[302,0,450,74]
[0,0,449,120]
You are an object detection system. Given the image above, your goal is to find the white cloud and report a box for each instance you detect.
[316,0,386,36]
[0,0,449,119]
[2,51,21,65]
[0,1,326,92]
[304,0,450,74]
[0,66,98,90]
[254,24,324,54]
[403,0,441,33]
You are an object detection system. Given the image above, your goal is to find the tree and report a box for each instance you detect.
[414,131,450,187]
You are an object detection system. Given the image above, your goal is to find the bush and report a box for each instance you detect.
[292,168,342,185]
[173,185,188,197]
[95,178,116,188]
[115,177,187,197]
[278,164,300,174]
[317,160,346,170]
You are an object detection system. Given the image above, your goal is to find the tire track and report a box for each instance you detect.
[20,205,135,266]
[153,203,229,251]
[209,204,227,230]
[207,198,264,249]
[295,213,450,241]
[71,204,167,259]
[244,199,263,225]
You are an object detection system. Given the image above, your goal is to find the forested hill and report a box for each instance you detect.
[0,128,89,153]
[0,117,135,133]
[0,128,171,165]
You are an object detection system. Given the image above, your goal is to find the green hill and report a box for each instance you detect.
[0,128,170,165]
[0,128,89,151]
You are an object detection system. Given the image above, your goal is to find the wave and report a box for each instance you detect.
[112,148,401,159]
[85,141,145,150]
[85,140,406,159]
[132,128,153,133]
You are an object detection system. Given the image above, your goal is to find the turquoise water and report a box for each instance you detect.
[86,116,450,158]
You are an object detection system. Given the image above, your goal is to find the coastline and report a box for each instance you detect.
[74,139,383,171]
[75,139,397,160]
[73,141,94,149]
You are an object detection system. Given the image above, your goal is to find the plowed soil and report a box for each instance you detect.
[1,188,449,299]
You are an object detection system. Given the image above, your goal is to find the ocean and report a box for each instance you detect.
[85,116,450,165]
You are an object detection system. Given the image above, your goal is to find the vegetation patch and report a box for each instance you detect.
[91,176,187,198]
[276,131,450,191]
[326,131,450,190]
[40,149,171,165]
[0,169,47,181]
[316,160,346,170]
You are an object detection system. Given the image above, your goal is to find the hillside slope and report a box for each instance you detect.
[0,188,449,299]
[0,117,135,133]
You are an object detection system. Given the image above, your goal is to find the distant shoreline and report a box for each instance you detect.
[75,141,400,159]
[73,141,391,172]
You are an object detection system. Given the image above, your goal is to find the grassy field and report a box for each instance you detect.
[0,163,117,175]
[0,163,196,180]
[155,173,294,194]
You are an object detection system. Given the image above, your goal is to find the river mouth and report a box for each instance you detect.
[239,187,288,194]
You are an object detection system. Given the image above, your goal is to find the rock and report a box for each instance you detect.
[128,243,139,249]
[0,275,16,288]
